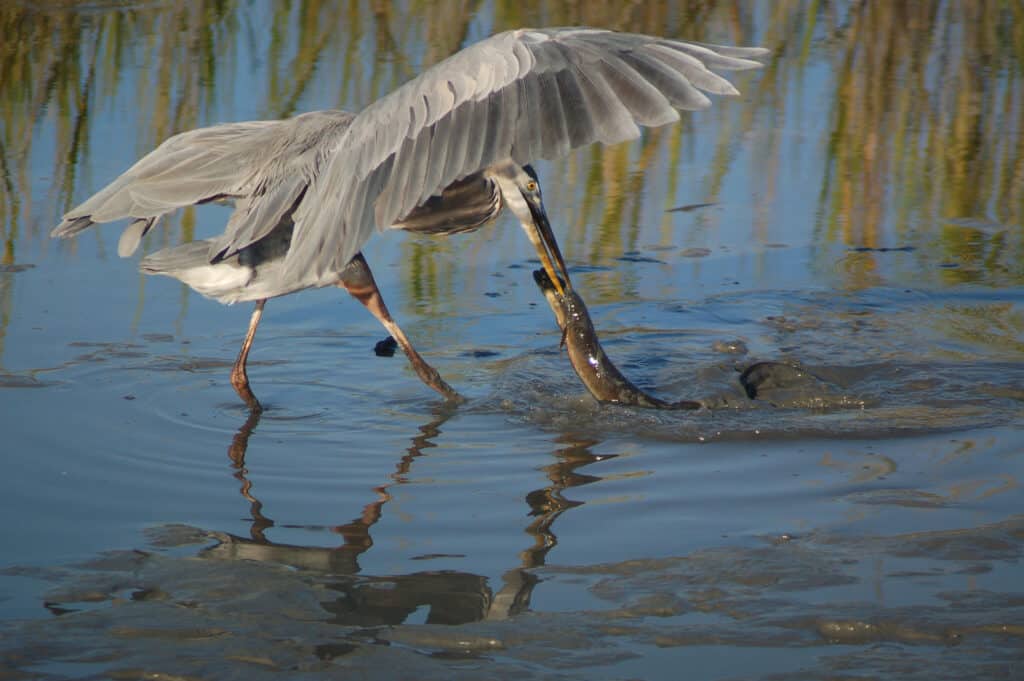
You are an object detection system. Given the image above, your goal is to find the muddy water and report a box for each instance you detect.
[2,2,1023,680]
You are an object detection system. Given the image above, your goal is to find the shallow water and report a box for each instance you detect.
[2,1,1023,679]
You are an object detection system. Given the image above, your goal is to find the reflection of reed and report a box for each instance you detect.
[0,3,242,240]
[814,1,1024,287]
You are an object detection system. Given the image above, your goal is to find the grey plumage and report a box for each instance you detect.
[52,28,766,304]
[53,111,357,301]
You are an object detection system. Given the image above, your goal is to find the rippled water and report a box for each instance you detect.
[2,1,1023,679]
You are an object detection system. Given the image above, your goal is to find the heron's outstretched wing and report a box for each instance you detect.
[52,110,355,261]
[287,27,768,280]
[51,120,277,254]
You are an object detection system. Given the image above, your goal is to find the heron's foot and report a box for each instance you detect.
[230,367,263,413]
[403,354,464,403]
[384,341,465,403]
[417,363,465,404]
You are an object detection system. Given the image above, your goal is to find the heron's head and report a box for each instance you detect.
[488,161,572,295]
[522,163,539,189]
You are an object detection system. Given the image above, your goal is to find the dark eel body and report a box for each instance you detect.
[533,270,701,410]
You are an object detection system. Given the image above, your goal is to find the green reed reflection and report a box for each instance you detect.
[0,2,237,244]
[814,0,1024,287]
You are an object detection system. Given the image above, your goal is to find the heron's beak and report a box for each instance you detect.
[523,194,572,297]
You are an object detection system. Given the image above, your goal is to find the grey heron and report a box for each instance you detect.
[51,27,767,410]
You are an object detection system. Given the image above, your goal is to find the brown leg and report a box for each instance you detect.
[338,253,462,402]
[231,299,266,411]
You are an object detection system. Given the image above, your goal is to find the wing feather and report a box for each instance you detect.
[553,65,594,148]
[420,103,454,204]
[536,71,570,160]
[403,126,434,212]
[441,102,474,186]
[53,111,357,265]
[662,40,767,72]
[619,49,714,110]
[573,65,642,145]
[490,85,520,165]
[460,96,490,177]
[595,55,679,126]
[512,75,542,162]
[287,28,767,280]
[52,120,275,241]
[645,44,739,96]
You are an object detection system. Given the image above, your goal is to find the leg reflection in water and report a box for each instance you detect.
[216,407,613,625]
[488,435,613,620]
[227,409,273,543]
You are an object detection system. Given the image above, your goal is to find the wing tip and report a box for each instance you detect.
[735,46,772,58]
[727,56,770,72]
[698,42,772,59]
[50,215,93,240]
[708,78,741,97]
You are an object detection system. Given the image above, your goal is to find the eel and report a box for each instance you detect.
[533,269,701,410]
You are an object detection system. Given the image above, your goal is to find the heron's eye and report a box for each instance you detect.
[526,181,538,192]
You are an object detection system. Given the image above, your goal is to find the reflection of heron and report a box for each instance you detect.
[521,436,610,569]
[215,404,510,625]
[51,28,766,409]
[223,403,460,573]
[218,405,611,625]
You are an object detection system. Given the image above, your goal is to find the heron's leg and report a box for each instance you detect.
[338,254,462,402]
[231,299,266,411]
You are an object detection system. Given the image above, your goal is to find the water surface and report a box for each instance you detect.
[1,1,1022,679]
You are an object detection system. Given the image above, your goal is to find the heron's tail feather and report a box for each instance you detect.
[140,240,213,274]
[140,240,257,304]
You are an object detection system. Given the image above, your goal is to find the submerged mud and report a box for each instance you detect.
[2,519,1022,680]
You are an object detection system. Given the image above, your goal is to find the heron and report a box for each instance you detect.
[51,27,767,410]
